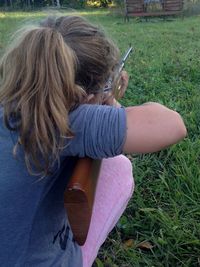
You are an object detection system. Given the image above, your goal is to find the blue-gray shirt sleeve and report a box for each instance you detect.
[64,104,127,159]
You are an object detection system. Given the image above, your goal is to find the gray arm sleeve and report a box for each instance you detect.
[63,104,127,159]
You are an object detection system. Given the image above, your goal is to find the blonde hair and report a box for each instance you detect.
[40,16,119,93]
[0,16,119,176]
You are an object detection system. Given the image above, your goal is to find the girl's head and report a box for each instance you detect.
[40,16,119,94]
[0,15,119,176]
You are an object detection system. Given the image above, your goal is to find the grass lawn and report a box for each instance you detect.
[0,10,200,267]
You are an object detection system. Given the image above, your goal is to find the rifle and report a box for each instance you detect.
[64,158,102,245]
[103,46,133,100]
[64,47,133,246]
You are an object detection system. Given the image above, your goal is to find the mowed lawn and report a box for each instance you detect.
[0,10,200,267]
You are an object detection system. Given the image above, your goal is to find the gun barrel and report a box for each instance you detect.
[118,46,133,73]
[103,46,133,93]
[122,47,133,63]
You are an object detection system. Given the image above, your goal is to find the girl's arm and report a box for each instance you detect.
[123,102,187,154]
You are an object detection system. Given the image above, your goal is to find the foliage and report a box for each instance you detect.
[0,0,86,10]
[86,0,112,8]
[0,10,200,267]
[1,0,200,14]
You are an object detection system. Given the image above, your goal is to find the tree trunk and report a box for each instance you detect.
[56,0,60,7]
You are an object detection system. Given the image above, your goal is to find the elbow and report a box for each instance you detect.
[175,112,187,141]
[178,123,187,141]
[181,124,187,139]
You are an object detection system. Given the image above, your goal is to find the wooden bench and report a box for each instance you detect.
[124,0,183,20]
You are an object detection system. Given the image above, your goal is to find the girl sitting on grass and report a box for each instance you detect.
[0,15,186,267]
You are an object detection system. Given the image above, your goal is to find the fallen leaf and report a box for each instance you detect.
[137,241,154,250]
[123,239,135,248]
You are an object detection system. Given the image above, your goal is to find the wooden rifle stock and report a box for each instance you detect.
[64,158,102,246]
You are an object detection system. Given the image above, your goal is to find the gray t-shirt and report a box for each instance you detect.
[0,104,126,267]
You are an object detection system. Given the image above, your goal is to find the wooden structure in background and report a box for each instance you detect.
[124,0,183,20]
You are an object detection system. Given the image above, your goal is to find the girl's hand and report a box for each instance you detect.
[102,70,129,106]
[118,70,129,99]
[86,70,129,107]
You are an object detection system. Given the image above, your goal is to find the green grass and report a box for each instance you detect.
[1,10,200,267]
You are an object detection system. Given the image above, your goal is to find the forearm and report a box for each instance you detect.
[123,102,187,154]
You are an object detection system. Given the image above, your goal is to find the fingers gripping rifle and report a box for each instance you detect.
[103,46,133,99]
